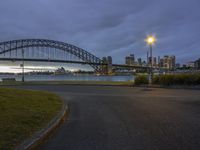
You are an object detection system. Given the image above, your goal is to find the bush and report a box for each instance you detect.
[153,73,200,86]
[152,75,160,84]
[134,75,149,85]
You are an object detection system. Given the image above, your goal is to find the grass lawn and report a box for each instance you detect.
[0,88,62,150]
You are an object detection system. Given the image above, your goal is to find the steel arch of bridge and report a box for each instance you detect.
[0,39,103,72]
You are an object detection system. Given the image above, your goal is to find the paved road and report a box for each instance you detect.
[12,85,200,150]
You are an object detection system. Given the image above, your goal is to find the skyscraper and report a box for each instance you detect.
[195,58,200,70]
[159,55,176,70]
[107,56,112,65]
[137,58,142,66]
[125,54,135,65]
[148,57,157,67]
[102,57,107,63]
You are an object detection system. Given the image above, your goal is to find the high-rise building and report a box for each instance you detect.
[148,57,152,65]
[125,54,135,65]
[130,54,135,61]
[153,57,157,67]
[107,56,112,65]
[186,61,195,68]
[142,61,147,67]
[171,55,176,69]
[159,58,164,68]
[137,58,142,66]
[195,58,200,70]
[102,57,107,64]
[158,56,160,64]
[159,55,176,70]
[148,57,157,67]
[175,63,181,68]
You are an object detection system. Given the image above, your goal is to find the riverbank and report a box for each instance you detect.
[0,88,62,150]
[0,80,134,86]
[0,74,135,82]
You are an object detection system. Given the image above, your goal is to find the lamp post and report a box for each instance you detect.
[21,49,25,82]
[146,36,156,84]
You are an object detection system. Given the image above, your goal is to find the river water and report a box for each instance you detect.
[0,74,134,82]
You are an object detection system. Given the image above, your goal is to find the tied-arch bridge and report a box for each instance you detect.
[0,39,148,74]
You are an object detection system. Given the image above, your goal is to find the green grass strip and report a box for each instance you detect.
[0,88,62,150]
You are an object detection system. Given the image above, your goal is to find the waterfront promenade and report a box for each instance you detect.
[11,85,200,150]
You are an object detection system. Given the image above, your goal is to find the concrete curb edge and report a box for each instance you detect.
[16,101,69,150]
[133,84,200,90]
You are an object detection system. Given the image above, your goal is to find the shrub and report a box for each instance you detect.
[197,74,200,84]
[159,74,174,85]
[134,75,149,85]
[153,73,200,86]
[152,75,160,84]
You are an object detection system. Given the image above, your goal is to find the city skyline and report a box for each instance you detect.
[0,50,197,73]
[0,0,200,65]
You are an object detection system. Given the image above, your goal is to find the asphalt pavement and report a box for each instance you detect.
[10,85,200,150]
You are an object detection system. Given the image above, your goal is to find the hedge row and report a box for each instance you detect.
[153,74,200,86]
[134,73,200,86]
[134,75,149,85]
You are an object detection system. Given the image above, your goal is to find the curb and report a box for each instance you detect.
[133,85,200,90]
[16,102,69,150]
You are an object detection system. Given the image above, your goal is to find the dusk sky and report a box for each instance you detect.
[0,0,200,65]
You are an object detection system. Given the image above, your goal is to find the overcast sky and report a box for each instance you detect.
[0,0,200,64]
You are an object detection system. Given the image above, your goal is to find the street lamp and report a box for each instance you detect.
[146,35,156,84]
[21,49,25,82]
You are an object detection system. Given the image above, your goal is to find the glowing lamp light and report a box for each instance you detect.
[146,36,156,45]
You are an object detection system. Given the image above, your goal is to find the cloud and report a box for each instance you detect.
[0,0,200,64]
